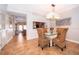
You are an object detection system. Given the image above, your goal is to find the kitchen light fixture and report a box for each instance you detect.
[46,4,60,20]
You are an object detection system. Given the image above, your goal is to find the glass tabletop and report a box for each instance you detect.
[45,32,57,36]
[45,32,57,39]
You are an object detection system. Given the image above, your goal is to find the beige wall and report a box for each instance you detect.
[60,6,79,42]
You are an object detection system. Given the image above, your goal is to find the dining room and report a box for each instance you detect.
[0,4,79,55]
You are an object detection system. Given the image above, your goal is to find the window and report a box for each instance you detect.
[18,25,23,31]
[24,25,26,30]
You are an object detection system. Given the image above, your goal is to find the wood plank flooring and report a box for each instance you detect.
[0,33,79,55]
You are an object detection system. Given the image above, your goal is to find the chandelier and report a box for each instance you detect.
[46,4,60,20]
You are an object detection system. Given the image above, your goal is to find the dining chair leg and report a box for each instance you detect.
[61,48,63,51]
[42,48,43,50]
[49,43,50,47]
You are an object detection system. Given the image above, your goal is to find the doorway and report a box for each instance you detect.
[14,15,27,39]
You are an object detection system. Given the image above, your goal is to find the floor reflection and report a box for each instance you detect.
[17,33,24,43]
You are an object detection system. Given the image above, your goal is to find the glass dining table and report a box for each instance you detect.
[45,32,57,47]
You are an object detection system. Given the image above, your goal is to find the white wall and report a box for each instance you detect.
[0,4,15,49]
[0,4,7,11]
[0,4,7,49]
[0,14,15,49]
[61,6,79,42]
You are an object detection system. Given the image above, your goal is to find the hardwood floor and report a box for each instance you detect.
[0,33,79,55]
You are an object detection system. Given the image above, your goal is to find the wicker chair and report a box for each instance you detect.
[52,28,68,51]
[37,28,50,50]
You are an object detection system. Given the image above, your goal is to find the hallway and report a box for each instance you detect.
[0,33,79,55]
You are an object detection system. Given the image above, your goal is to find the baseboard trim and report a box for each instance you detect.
[66,39,79,44]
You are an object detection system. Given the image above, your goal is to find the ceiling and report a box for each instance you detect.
[7,4,79,17]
